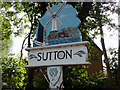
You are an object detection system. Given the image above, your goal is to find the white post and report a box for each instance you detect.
[47,11,63,89]
[47,66,63,89]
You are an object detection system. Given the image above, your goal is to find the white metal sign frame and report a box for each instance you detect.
[25,41,90,68]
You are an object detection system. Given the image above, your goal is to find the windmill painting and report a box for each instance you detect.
[34,3,81,46]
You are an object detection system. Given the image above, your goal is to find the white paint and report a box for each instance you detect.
[25,42,90,67]
[52,18,57,31]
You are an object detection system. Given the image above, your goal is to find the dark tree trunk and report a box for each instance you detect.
[117,34,120,87]
[117,3,120,86]
[97,2,111,78]
[25,2,48,89]
[26,23,34,89]
[99,22,111,78]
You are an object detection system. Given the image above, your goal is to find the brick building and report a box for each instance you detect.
[85,42,103,75]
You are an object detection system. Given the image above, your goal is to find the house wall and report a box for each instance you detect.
[85,45,103,75]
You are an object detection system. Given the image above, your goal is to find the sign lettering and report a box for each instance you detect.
[36,50,72,61]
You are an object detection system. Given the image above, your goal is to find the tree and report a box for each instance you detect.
[69,2,119,88]
[1,1,119,89]
[93,2,119,82]
[0,7,13,57]
[1,2,27,89]
[95,2,111,78]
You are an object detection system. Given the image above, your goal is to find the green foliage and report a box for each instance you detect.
[63,66,103,88]
[0,4,13,58]
[1,2,30,37]
[87,42,99,61]
[2,54,27,89]
[33,71,49,89]
[108,48,118,68]
[11,2,48,38]
[107,48,118,85]
[1,2,119,89]
[1,18,12,40]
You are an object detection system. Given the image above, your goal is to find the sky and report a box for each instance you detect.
[10,3,119,59]
[94,13,118,50]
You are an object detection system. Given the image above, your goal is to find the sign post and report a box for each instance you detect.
[47,66,63,88]
[45,3,65,88]
[25,3,90,89]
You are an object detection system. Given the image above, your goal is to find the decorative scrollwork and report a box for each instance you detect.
[29,54,37,59]
[74,50,85,57]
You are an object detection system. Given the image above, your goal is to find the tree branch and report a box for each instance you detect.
[20,34,28,60]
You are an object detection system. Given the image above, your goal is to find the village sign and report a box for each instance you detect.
[25,2,90,89]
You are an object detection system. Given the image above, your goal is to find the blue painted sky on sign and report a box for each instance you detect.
[40,3,81,36]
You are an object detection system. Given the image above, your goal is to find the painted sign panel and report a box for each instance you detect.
[25,42,90,67]
[47,27,82,45]
[34,3,81,46]
[40,3,81,37]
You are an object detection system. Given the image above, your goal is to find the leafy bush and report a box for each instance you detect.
[2,54,27,89]
[63,66,103,89]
